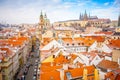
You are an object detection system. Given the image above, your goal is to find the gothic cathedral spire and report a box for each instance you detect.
[118,14,120,27]
[89,12,90,18]
[44,13,47,19]
[84,10,88,20]
[79,13,81,20]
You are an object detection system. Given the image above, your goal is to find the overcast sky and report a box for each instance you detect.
[0,0,120,24]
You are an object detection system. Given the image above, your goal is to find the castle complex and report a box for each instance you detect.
[54,10,114,28]
[79,10,98,20]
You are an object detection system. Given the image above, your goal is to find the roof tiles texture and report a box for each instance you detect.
[97,60,119,70]
[40,63,95,80]
[0,36,28,62]
[109,39,120,48]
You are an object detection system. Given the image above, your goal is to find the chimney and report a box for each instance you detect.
[51,62,53,66]
[60,69,64,80]
[53,55,55,58]
[63,63,68,70]
[65,56,68,59]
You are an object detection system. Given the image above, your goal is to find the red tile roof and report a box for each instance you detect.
[97,60,119,70]
[105,68,120,80]
[86,36,105,42]
[95,31,113,35]
[64,65,95,80]
[62,37,95,46]
[40,63,96,80]
[109,39,120,48]
[54,55,69,64]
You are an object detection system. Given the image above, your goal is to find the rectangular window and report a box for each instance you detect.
[66,72,72,80]
[118,58,120,65]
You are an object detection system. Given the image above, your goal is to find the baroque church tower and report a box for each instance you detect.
[39,11,50,41]
[39,11,44,33]
[39,11,44,41]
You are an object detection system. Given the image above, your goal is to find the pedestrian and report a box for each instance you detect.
[17,77,21,80]
[21,75,25,80]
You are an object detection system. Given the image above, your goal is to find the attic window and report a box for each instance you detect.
[72,43,74,46]
[78,43,80,45]
[82,43,84,45]
[114,37,116,39]
[53,55,55,58]
[67,43,69,46]
[66,72,72,80]
[65,56,68,59]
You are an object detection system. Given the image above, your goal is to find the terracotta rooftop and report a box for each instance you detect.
[97,60,119,70]
[105,68,120,80]
[86,36,105,42]
[40,64,96,80]
[0,36,28,47]
[40,62,62,80]
[109,39,120,48]
[54,55,69,64]
[62,37,95,46]
[95,31,113,35]
[0,47,14,62]
[64,65,95,80]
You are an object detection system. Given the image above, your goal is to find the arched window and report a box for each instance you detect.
[72,43,74,46]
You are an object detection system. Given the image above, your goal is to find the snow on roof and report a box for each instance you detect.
[77,54,89,65]
[88,41,97,52]
[41,40,62,50]
[88,41,112,53]
[102,43,112,53]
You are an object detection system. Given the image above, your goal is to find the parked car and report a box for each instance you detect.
[33,76,36,80]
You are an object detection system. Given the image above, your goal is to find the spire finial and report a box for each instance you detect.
[89,12,90,18]
[41,10,43,15]
[79,12,81,20]
[84,9,88,20]
[85,9,87,14]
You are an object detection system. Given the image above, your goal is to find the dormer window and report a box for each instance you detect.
[78,43,80,45]
[53,55,55,58]
[72,43,74,46]
[82,43,84,45]
[67,43,69,46]
[114,37,116,39]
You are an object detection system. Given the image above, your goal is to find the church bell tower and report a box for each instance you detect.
[39,11,44,33]
[39,11,44,41]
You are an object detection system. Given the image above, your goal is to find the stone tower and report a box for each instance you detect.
[39,11,44,33]
[118,14,120,27]
[84,10,88,21]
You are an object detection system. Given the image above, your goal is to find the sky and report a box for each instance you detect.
[0,0,120,24]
